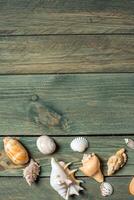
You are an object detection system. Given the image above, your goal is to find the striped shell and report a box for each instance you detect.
[36,135,56,155]
[100,182,113,197]
[3,137,29,165]
[70,137,88,152]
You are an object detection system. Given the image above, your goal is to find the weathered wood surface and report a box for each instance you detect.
[0,177,133,200]
[0,0,134,35]
[0,35,134,74]
[0,74,133,135]
[0,136,133,176]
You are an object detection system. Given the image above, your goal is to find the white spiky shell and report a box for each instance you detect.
[36,135,56,155]
[50,158,83,200]
[70,137,88,152]
[100,182,113,197]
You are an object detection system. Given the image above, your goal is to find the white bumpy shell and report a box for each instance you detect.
[100,182,113,197]
[124,138,134,149]
[70,137,88,152]
[36,135,56,155]
[23,159,40,186]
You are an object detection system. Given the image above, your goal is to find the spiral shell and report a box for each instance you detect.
[3,137,29,165]
[23,159,40,186]
[79,153,104,183]
[36,135,56,155]
[100,182,113,197]
[107,148,127,176]
[50,158,83,200]
[70,137,88,153]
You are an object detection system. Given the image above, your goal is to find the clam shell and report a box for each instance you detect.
[100,182,113,197]
[70,137,88,153]
[36,135,56,155]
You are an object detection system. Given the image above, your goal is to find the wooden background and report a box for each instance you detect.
[0,0,134,199]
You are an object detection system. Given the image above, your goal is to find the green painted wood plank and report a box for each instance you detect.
[0,177,133,200]
[0,0,134,35]
[0,74,133,135]
[0,136,133,176]
[0,35,134,74]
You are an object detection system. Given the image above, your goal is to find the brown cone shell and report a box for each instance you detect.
[3,137,29,165]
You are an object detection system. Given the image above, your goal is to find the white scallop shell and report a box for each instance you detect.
[70,137,88,153]
[36,135,56,155]
[100,182,113,197]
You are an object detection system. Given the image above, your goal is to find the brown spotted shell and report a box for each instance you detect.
[3,137,29,165]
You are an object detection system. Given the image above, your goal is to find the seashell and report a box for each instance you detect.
[100,182,113,197]
[36,135,56,155]
[70,137,88,153]
[129,177,134,195]
[23,159,40,186]
[124,138,134,150]
[50,158,83,200]
[59,161,83,185]
[107,148,127,176]
[79,153,104,183]
[3,137,29,165]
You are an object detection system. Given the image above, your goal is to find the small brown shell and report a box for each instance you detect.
[129,177,134,195]
[107,148,127,176]
[23,159,40,186]
[3,137,29,165]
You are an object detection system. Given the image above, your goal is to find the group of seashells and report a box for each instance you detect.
[2,136,134,199]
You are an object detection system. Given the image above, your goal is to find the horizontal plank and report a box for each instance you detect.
[0,35,134,74]
[0,74,133,135]
[0,177,133,200]
[0,0,134,35]
[0,136,133,176]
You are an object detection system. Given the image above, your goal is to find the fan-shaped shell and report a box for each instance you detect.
[100,182,113,197]
[70,137,88,152]
[3,137,29,165]
[36,135,56,155]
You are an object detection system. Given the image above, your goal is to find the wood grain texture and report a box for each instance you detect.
[0,177,133,200]
[0,0,134,35]
[0,74,133,135]
[0,136,133,176]
[0,35,134,74]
